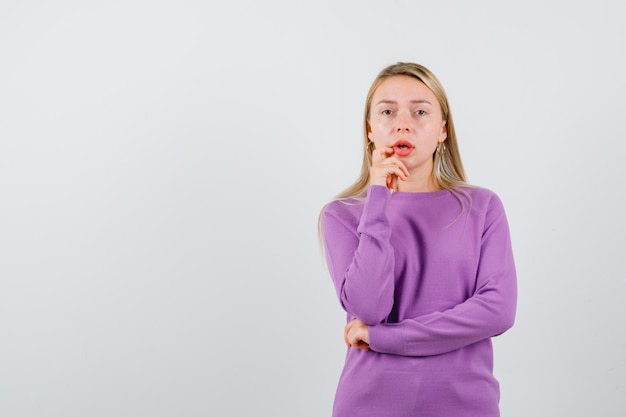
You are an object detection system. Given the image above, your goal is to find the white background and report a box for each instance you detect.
[1,1,625,416]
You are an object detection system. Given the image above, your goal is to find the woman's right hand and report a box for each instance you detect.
[369,147,409,191]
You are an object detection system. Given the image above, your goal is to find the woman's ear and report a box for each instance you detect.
[439,120,447,142]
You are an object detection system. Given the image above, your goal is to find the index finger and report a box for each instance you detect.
[372,146,394,163]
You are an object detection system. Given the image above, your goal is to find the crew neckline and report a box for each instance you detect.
[389,188,450,200]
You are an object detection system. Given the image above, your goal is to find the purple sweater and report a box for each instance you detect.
[321,185,517,417]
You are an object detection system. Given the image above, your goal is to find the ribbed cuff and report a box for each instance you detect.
[368,323,406,356]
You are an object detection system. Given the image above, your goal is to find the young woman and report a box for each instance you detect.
[320,62,517,416]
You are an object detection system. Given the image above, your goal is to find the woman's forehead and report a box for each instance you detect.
[372,76,438,105]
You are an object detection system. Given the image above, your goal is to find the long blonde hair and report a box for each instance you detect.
[337,62,468,199]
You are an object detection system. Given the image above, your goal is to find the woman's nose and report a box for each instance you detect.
[395,112,412,132]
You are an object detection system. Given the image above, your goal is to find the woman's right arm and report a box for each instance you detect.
[321,185,395,325]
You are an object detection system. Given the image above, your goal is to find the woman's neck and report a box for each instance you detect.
[395,160,439,192]
[396,174,439,192]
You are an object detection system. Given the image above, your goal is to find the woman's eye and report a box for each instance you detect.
[415,109,426,115]
[382,109,393,115]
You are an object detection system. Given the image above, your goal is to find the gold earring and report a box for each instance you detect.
[437,142,447,155]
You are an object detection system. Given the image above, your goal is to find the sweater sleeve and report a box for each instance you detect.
[368,193,517,356]
[321,186,395,325]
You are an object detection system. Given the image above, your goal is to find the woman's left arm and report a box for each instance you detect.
[365,195,518,357]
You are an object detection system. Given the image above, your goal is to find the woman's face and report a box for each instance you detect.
[367,75,447,175]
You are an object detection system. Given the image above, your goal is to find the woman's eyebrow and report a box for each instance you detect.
[376,99,432,105]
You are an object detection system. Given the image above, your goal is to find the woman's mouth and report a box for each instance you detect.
[393,140,414,156]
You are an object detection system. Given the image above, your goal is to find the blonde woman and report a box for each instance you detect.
[320,62,517,416]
